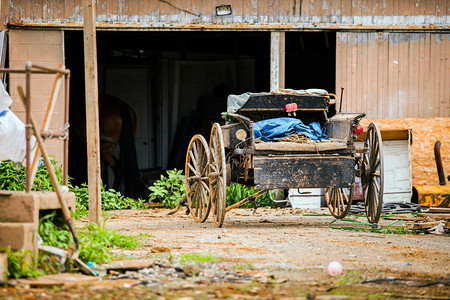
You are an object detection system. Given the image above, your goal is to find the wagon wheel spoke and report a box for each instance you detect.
[326,187,353,219]
[185,135,211,223]
[209,124,227,227]
[364,123,384,224]
[189,150,199,172]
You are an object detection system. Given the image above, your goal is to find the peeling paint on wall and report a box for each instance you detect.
[4,0,449,29]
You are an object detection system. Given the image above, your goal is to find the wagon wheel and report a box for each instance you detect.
[361,123,384,224]
[185,134,211,223]
[209,123,227,228]
[324,186,354,219]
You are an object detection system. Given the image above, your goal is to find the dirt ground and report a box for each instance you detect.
[3,207,450,299]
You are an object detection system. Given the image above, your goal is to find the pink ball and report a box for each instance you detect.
[327,261,343,276]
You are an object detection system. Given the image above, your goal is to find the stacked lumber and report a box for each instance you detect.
[384,207,450,233]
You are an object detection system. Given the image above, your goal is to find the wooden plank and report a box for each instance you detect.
[257,0,269,23]
[432,34,440,117]
[253,156,355,189]
[398,33,409,118]
[416,213,450,220]
[335,32,343,111]
[270,31,285,91]
[407,33,415,118]
[254,140,348,152]
[424,33,432,117]
[412,221,444,229]
[350,33,358,113]
[381,32,389,118]
[241,94,329,110]
[444,34,450,118]
[83,0,102,224]
[368,32,378,118]
[242,0,257,23]
[358,129,411,141]
[429,207,450,213]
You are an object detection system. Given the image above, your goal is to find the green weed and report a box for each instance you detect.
[6,248,42,279]
[39,211,72,248]
[231,262,254,270]
[78,221,141,264]
[148,169,185,209]
[226,183,272,208]
[0,159,63,191]
[335,270,363,287]
[138,233,154,238]
[179,252,221,265]
[72,183,146,218]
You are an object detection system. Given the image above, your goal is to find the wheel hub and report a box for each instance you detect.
[360,160,371,187]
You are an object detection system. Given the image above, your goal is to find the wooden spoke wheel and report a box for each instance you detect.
[324,186,353,219]
[361,123,384,224]
[185,134,211,223]
[209,123,227,228]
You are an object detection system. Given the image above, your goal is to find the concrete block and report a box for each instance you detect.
[0,223,37,253]
[10,30,45,45]
[38,191,76,212]
[0,191,39,223]
[43,31,63,45]
[0,253,7,283]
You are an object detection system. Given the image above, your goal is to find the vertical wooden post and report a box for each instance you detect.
[270,31,285,91]
[83,0,101,224]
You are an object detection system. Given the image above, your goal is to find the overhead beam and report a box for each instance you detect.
[270,31,285,91]
[83,0,101,224]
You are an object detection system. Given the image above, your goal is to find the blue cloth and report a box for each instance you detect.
[254,117,328,141]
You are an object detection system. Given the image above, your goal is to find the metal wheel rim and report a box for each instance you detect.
[324,186,354,219]
[185,134,211,223]
[209,123,227,227]
[363,123,384,224]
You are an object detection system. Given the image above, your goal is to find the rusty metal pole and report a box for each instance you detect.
[25,61,32,192]
[434,141,446,186]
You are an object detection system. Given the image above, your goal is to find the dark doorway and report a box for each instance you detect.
[65,31,270,189]
[65,31,336,191]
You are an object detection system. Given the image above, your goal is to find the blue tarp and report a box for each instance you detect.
[254,117,328,142]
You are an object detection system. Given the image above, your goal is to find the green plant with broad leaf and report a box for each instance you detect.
[148,169,186,209]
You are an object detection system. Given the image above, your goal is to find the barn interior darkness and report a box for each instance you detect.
[65,31,335,190]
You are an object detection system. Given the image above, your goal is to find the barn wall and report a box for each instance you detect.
[9,29,66,163]
[4,0,449,29]
[336,32,450,118]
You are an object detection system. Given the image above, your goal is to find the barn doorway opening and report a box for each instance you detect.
[65,30,335,191]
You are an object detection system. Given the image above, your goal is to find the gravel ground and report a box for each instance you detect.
[3,207,449,299]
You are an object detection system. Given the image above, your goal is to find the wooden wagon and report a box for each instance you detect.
[184,91,384,227]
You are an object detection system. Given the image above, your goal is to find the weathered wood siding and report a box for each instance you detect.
[4,0,449,29]
[336,32,450,118]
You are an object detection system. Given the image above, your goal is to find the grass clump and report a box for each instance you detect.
[78,221,141,264]
[179,252,221,265]
[6,248,43,279]
[232,262,254,270]
[335,270,363,287]
[72,183,146,217]
[6,213,142,279]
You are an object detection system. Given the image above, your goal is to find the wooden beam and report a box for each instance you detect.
[83,0,101,224]
[270,31,285,91]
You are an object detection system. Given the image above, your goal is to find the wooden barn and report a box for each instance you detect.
[0,1,448,190]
